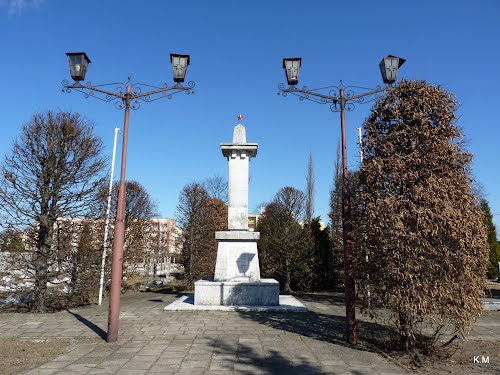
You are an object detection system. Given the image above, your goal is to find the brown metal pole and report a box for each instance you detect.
[339,89,357,345]
[107,85,131,343]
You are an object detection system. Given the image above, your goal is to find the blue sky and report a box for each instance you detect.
[1,0,499,234]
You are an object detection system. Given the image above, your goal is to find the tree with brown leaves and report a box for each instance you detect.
[358,80,488,351]
[0,111,107,312]
[190,198,227,280]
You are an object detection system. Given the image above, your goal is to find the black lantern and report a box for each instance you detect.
[379,55,405,85]
[283,58,302,86]
[170,54,190,83]
[66,52,91,83]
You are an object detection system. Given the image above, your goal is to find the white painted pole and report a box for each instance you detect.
[357,127,363,163]
[98,127,120,305]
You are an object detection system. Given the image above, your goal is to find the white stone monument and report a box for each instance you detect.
[194,123,280,306]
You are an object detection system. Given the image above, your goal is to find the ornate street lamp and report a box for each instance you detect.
[283,58,302,86]
[62,52,195,343]
[278,55,405,345]
[379,55,406,85]
[66,52,91,84]
[170,53,190,82]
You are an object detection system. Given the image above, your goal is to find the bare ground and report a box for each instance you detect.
[0,338,73,375]
[405,340,500,374]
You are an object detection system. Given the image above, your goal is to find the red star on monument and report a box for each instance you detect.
[237,114,243,122]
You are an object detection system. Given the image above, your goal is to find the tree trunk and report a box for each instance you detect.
[32,218,52,313]
[399,311,414,352]
[33,253,48,312]
[284,257,291,293]
[68,252,78,300]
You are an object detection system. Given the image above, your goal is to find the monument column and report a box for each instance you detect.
[194,119,280,306]
[224,124,257,231]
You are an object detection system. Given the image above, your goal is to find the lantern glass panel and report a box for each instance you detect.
[379,55,405,85]
[171,55,189,82]
[284,59,300,85]
[385,57,398,82]
[67,53,90,82]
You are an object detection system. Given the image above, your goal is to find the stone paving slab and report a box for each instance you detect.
[164,294,308,312]
[1,291,498,374]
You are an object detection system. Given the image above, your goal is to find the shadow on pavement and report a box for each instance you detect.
[210,338,327,375]
[236,294,394,353]
[147,298,164,303]
[66,309,107,341]
[293,292,346,306]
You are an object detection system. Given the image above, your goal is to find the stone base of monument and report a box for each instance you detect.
[194,279,279,306]
[164,294,307,312]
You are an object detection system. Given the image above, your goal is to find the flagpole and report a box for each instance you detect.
[98,127,120,305]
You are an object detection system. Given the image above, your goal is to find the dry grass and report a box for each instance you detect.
[408,340,500,374]
[0,338,71,375]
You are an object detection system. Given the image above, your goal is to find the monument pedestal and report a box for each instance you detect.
[195,230,279,306]
[214,231,261,281]
[195,279,280,306]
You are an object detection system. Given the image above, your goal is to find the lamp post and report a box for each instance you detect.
[278,55,405,345]
[62,52,194,343]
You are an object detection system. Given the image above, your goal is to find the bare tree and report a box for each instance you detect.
[203,175,228,203]
[98,180,158,287]
[305,152,315,223]
[259,186,312,292]
[258,201,312,292]
[176,183,209,278]
[0,111,107,312]
[273,186,305,222]
[329,140,342,239]
[328,140,362,289]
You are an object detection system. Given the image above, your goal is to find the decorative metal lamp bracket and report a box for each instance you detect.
[62,78,195,110]
[278,80,386,112]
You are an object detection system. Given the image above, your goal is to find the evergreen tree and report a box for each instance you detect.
[480,199,500,279]
[258,187,313,292]
[309,218,336,291]
[0,229,24,253]
[69,222,100,305]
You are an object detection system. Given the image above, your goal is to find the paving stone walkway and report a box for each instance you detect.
[0,291,498,375]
